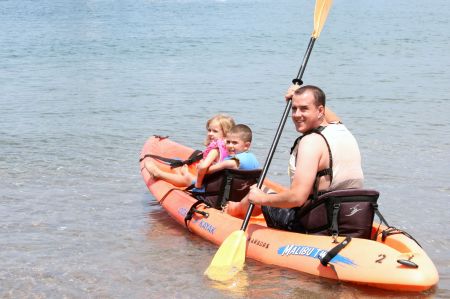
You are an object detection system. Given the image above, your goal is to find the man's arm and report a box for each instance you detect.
[324,106,341,123]
[248,135,322,208]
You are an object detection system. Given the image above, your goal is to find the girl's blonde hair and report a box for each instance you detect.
[204,114,235,145]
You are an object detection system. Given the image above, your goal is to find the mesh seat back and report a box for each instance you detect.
[202,169,262,209]
[295,189,379,239]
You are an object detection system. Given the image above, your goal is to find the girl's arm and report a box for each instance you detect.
[195,149,219,188]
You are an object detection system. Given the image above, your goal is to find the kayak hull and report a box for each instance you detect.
[140,136,439,292]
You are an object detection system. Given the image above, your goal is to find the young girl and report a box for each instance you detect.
[144,114,235,188]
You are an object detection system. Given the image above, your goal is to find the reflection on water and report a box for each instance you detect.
[208,271,250,298]
[146,202,187,238]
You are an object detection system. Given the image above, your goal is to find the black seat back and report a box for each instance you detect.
[294,189,380,239]
[201,169,262,209]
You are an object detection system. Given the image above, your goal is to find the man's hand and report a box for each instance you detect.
[248,184,266,205]
[285,84,302,101]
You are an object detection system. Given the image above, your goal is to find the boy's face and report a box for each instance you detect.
[226,133,250,155]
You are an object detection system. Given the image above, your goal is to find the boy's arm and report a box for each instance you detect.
[207,159,239,174]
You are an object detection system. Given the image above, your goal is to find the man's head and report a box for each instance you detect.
[226,124,253,155]
[291,85,326,133]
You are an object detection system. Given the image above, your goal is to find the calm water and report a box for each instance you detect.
[1,0,449,298]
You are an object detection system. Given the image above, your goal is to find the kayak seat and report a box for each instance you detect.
[294,189,380,239]
[197,168,262,210]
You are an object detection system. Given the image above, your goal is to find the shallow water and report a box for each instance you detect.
[1,0,449,297]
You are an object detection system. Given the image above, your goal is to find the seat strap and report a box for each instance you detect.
[320,236,352,266]
[370,204,422,247]
[184,199,209,229]
[373,203,390,227]
[372,202,391,241]
[330,200,341,238]
[219,174,234,208]
[380,227,422,248]
[139,149,203,168]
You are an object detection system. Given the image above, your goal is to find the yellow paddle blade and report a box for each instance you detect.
[312,0,333,38]
[204,230,247,281]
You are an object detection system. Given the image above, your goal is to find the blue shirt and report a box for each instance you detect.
[225,151,260,170]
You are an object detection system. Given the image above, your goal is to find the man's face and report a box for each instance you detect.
[291,90,323,133]
[226,133,249,155]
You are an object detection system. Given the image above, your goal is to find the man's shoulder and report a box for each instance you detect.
[299,132,325,143]
[324,123,349,133]
[297,132,329,156]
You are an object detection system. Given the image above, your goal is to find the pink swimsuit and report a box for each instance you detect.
[203,139,228,163]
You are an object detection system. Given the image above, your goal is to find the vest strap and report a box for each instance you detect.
[291,126,333,201]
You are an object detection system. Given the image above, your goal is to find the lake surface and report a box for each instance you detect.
[1,0,449,298]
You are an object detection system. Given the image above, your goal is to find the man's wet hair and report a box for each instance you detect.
[294,85,326,107]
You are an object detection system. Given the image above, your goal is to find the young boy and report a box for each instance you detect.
[215,124,259,170]
[194,124,259,190]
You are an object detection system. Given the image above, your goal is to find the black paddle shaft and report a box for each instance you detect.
[240,37,317,231]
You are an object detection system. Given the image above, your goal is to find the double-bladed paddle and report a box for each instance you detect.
[205,0,334,282]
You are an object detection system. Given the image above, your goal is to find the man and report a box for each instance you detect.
[232,85,364,231]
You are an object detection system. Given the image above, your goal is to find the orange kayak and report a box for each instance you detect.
[140,136,439,292]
